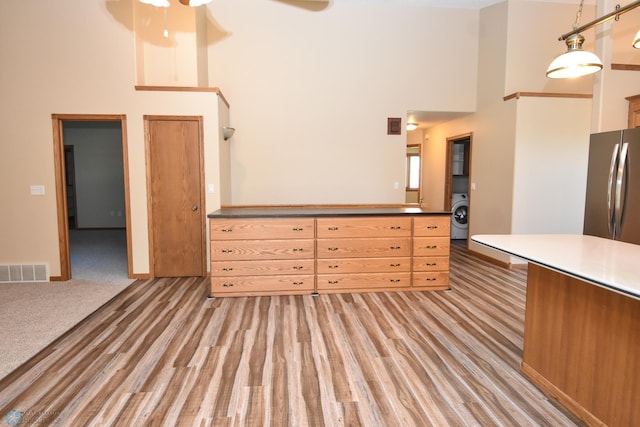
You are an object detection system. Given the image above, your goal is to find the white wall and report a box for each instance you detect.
[205,0,480,204]
[0,1,226,277]
[425,1,603,263]
[0,0,637,276]
[505,1,598,96]
[511,97,592,235]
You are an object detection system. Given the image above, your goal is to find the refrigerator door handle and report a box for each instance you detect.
[607,143,619,237]
[614,142,629,239]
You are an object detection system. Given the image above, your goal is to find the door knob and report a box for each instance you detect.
[191,205,198,211]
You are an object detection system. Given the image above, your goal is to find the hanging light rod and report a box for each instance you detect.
[139,0,212,7]
[557,0,640,41]
[547,0,640,78]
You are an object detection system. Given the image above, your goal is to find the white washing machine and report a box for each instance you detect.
[451,193,469,240]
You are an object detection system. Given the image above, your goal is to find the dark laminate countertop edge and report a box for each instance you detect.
[208,207,451,218]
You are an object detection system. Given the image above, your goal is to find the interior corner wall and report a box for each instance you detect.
[511,97,592,235]
[504,1,597,96]
[422,99,517,264]
[477,1,508,109]
[467,101,518,263]
[133,1,199,86]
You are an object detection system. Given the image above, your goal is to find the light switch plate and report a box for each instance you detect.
[30,185,45,195]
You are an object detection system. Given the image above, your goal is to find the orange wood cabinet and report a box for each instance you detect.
[413,216,451,289]
[209,212,450,297]
[316,217,413,293]
[522,263,640,426]
[210,217,315,296]
[627,94,640,128]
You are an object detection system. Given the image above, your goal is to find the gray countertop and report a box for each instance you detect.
[208,206,451,218]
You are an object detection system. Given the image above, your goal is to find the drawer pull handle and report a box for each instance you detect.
[328,247,339,251]
[293,248,304,252]
[328,227,339,231]
[424,263,437,266]
[221,249,233,253]
[390,246,401,250]
[292,227,304,231]
[221,228,233,232]
[390,279,401,283]
[222,267,234,272]
[328,280,339,284]
[424,278,436,282]
[328,265,339,269]
[293,281,304,286]
[222,283,235,287]
[425,245,437,249]
[390,263,401,267]
[426,225,439,229]
[390,226,402,230]
[293,266,304,270]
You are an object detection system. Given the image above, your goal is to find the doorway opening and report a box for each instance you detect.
[445,133,472,243]
[52,114,133,282]
[405,144,422,204]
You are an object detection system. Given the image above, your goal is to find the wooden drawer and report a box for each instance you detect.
[413,256,450,272]
[211,275,314,295]
[317,272,411,291]
[413,237,450,256]
[211,259,315,276]
[317,257,411,274]
[413,216,451,237]
[412,271,449,288]
[317,237,411,258]
[211,239,315,260]
[210,218,315,240]
[317,217,412,238]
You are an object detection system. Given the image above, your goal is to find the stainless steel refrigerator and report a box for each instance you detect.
[583,128,640,245]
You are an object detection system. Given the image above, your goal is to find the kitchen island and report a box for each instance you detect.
[472,234,640,427]
[207,206,451,297]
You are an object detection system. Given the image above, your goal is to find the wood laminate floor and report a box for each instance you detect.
[0,242,585,426]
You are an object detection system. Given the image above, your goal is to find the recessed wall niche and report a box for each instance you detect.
[133,1,209,86]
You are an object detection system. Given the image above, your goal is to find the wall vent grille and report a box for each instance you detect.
[0,264,49,282]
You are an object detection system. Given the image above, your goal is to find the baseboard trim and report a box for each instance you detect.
[520,362,602,427]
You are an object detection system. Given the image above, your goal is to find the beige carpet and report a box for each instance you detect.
[0,279,132,379]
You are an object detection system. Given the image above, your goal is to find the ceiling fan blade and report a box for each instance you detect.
[178,0,213,6]
[270,0,329,11]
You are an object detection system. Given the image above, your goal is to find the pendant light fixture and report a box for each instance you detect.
[547,0,640,79]
[547,0,602,78]
[546,33,603,79]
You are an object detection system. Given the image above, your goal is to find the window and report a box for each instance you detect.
[406,152,420,190]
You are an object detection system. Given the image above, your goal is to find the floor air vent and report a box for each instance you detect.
[0,264,49,282]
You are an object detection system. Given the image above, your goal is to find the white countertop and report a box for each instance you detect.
[471,234,640,300]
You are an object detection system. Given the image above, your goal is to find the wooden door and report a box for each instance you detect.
[146,116,205,277]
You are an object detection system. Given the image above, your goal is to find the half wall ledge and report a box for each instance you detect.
[134,85,229,108]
